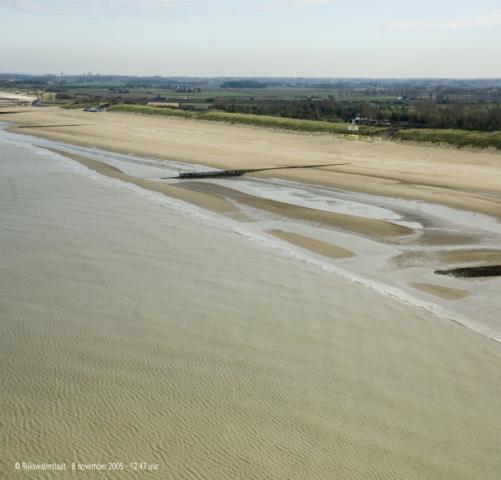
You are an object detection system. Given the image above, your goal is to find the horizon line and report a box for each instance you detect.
[2,72,501,81]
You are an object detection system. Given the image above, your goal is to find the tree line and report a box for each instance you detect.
[214,97,501,131]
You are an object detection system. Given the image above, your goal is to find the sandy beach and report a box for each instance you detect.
[1,106,501,221]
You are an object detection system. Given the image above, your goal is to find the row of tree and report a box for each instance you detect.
[214,98,501,131]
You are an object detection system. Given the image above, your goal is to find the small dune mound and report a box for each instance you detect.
[435,265,501,278]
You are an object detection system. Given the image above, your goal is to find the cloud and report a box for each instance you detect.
[1,0,179,15]
[386,10,501,30]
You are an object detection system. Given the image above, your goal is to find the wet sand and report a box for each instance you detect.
[2,106,501,221]
[44,148,244,219]
[266,229,355,259]
[395,249,501,269]
[410,282,470,300]
[45,148,413,242]
[178,181,413,239]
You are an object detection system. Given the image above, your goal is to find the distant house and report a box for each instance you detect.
[352,117,391,127]
[31,98,42,106]
[146,101,211,112]
[179,103,211,112]
[84,106,100,112]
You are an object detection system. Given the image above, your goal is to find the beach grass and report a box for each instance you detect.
[393,128,501,150]
[108,104,381,136]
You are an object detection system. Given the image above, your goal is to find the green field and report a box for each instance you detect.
[32,83,399,104]
[161,88,396,101]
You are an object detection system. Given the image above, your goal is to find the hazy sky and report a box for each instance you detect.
[1,0,500,77]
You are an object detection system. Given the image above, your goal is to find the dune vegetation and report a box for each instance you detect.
[393,128,501,150]
[109,104,501,150]
[108,104,381,136]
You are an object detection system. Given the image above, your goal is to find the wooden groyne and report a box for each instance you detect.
[162,163,349,180]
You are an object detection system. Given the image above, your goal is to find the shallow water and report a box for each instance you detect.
[1,135,501,479]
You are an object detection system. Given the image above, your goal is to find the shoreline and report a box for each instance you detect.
[43,147,414,243]
[33,144,501,344]
[42,147,244,218]
[1,106,501,222]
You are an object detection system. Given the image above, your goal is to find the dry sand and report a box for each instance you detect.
[2,106,501,221]
[0,91,36,105]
